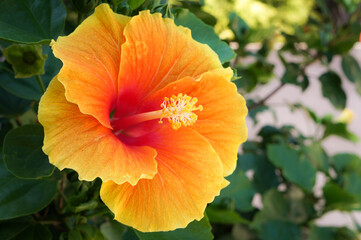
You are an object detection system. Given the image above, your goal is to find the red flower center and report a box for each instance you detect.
[110,90,202,145]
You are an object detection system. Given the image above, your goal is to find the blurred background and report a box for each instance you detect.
[170,0,361,239]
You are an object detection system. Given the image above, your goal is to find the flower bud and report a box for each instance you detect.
[3,44,47,78]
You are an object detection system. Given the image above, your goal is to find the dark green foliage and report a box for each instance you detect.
[342,54,361,95]
[0,87,32,117]
[0,0,66,44]
[3,125,54,179]
[267,144,316,192]
[319,71,346,109]
[135,217,213,240]
[0,160,57,220]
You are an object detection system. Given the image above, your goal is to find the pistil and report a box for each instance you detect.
[112,93,203,132]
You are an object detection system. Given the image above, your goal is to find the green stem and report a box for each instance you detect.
[85,207,111,218]
[36,75,45,93]
[248,83,286,111]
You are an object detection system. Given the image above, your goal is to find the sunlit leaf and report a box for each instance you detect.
[323,182,358,210]
[174,9,235,63]
[128,0,145,10]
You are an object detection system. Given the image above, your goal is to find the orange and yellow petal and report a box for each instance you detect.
[118,10,224,97]
[38,78,157,185]
[140,69,247,176]
[100,127,225,232]
[51,4,130,129]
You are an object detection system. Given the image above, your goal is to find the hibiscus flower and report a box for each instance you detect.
[38,4,247,232]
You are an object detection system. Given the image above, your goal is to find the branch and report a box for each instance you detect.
[248,83,285,111]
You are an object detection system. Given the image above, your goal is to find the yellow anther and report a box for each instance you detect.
[159,93,203,130]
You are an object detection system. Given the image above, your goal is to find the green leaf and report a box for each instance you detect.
[238,153,279,194]
[228,12,250,41]
[0,216,32,240]
[267,144,316,192]
[0,0,66,44]
[309,225,359,240]
[343,173,361,203]
[338,0,360,12]
[174,9,235,63]
[235,68,258,92]
[3,44,47,78]
[66,178,102,213]
[281,64,299,84]
[291,103,320,123]
[237,153,257,170]
[76,223,105,240]
[0,46,61,100]
[100,221,125,240]
[319,71,346,109]
[341,54,361,96]
[324,122,358,142]
[205,206,249,224]
[69,199,98,213]
[214,170,255,212]
[251,189,314,239]
[241,61,274,84]
[128,0,145,10]
[3,125,54,179]
[258,125,283,144]
[0,119,12,147]
[135,217,213,240]
[0,87,32,117]
[253,188,313,225]
[246,100,270,124]
[329,23,360,55]
[11,224,52,240]
[323,182,358,210]
[122,229,140,240]
[254,220,302,240]
[0,160,57,220]
[68,229,83,240]
[301,143,329,172]
[300,73,310,91]
[332,153,361,175]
